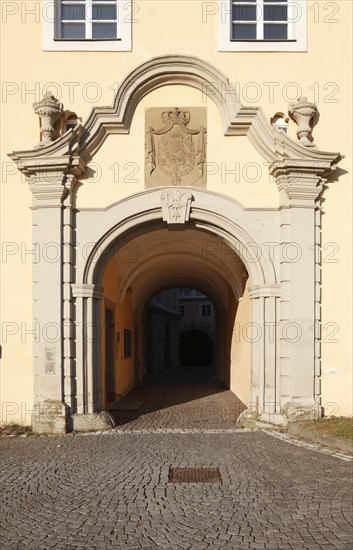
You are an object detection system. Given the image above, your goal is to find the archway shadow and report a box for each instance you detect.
[109,367,247,429]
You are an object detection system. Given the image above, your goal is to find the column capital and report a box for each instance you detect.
[8,135,86,207]
[71,284,104,300]
[269,159,339,207]
[248,284,281,300]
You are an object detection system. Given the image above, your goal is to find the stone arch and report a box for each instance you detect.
[72,188,280,425]
[81,189,276,288]
[76,55,337,163]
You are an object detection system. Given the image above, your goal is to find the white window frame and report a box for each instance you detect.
[42,0,132,51]
[218,0,307,52]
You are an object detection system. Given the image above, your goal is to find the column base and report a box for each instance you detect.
[32,400,70,435]
[72,411,115,432]
[282,401,323,423]
[259,412,288,426]
[237,401,322,428]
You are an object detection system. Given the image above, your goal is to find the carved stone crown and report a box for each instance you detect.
[162,107,190,126]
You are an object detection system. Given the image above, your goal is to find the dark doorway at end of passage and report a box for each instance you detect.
[179,329,213,368]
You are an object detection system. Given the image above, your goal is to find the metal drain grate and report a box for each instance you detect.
[169,467,222,483]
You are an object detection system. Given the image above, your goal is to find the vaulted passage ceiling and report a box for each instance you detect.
[106,227,247,312]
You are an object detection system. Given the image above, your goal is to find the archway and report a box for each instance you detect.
[98,247,248,427]
[81,219,268,421]
[72,192,280,426]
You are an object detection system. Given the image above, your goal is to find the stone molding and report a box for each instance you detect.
[71,284,104,300]
[9,149,86,207]
[9,56,341,170]
[248,284,281,300]
[269,159,336,205]
[77,189,278,291]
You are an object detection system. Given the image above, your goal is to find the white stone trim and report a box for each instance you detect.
[75,189,279,415]
[42,0,132,52]
[218,0,307,52]
[71,284,104,300]
[248,284,281,299]
[9,56,341,168]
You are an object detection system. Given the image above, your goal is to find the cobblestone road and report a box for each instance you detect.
[111,369,246,430]
[1,430,352,549]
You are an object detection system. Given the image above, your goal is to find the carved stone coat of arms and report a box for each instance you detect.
[145,107,207,188]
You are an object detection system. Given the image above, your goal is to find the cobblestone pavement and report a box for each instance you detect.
[110,369,246,430]
[1,431,352,549]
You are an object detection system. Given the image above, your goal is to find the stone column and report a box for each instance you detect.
[248,285,281,424]
[71,284,110,432]
[28,166,72,433]
[62,176,79,418]
[9,153,84,434]
[271,161,328,422]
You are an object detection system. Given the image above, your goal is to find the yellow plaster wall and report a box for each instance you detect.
[101,254,138,406]
[230,280,251,405]
[77,86,278,208]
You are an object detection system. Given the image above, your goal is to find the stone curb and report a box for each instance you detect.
[287,423,353,454]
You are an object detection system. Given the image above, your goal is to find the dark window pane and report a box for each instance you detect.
[61,23,85,39]
[92,5,117,20]
[264,0,287,3]
[264,6,287,21]
[62,5,86,21]
[233,5,257,21]
[124,329,132,358]
[264,23,287,39]
[92,23,117,39]
[232,23,257,40]
[234,0,256,3]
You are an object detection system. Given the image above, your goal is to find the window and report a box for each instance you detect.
[218,0,307,51]
[200,304,212,317]
[61,112,81,134]
[124,328,132,358]
[271,112,289,133]
[179,305,186,317]
[43,0,132,51]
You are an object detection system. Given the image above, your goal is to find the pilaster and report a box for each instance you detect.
[270,160,326,420]
[10,153,85,433]
[248,284,281,422]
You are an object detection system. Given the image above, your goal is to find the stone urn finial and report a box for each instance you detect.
[288,96,318,147]
[33,91,64,146]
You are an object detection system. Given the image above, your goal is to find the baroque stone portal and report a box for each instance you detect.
[145,107,207,188]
